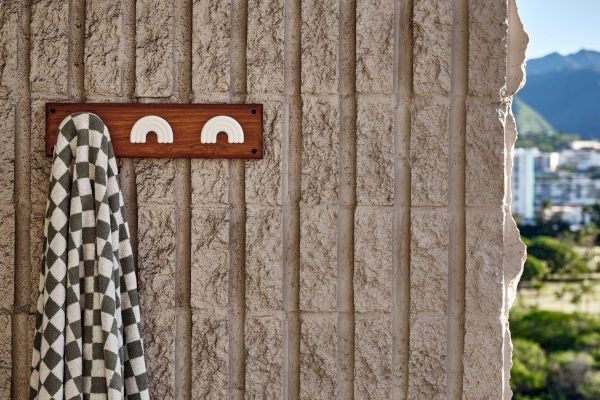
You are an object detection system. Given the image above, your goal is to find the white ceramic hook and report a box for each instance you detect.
[130,115,174,143]
[200,115,244,144]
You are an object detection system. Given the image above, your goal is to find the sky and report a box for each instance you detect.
[518,0,600,59]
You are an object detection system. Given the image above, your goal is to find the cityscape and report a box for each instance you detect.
[513,141,600,228]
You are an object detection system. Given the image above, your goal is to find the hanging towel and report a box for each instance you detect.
[30,112,150,400]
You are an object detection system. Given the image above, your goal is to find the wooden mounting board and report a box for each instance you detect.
[45,103,263,159]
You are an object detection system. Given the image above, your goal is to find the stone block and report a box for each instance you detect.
[468,0,508,99]
[192,0,231,95]
[301,0,338,94]
[0,100,14,204]
[247,0,284,94]
[354,206,392,312]
[30,0,68,95]
[0,314,11,399]
[465,207,504,317]
[0,5,16,93]
[410,207,448,315]
[413,0,452,96]
[85,1,123,96]
[355,316,392,399]
[137,206,176,310]
[411,99,449,206]
[466,100,507,206]
[191,206,229,310]
[407,315,447,400]
[246,317,283,399]
[300,316,336,400]
[135,159,175,205]
[356,0,393,94]
[141,308,176,400]
[462,318,504,400]
[301,96,339,205]
[192,312,228,400]
[246,206,282,312]
[135,0,173,97]
[300,206,337,311]
[0,209,14,312]
[357,97,393,205]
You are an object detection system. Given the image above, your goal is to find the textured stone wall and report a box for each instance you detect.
[0,0,527,399]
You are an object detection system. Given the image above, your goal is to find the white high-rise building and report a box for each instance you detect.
[512,148,536,221]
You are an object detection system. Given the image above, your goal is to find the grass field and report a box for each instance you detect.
[517,279,600,314]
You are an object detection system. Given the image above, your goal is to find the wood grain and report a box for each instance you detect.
[45,103,263,159]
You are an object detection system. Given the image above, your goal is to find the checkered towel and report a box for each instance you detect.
[30,112,150,400]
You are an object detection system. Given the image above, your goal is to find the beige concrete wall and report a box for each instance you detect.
[0,0,527,398]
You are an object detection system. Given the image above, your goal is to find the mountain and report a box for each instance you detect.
[526,50,600,75]
[516,49,600,139]
[513,97,554,135]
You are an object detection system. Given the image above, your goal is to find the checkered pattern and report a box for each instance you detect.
[30,112,150,400]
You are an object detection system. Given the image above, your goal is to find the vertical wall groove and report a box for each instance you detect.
[173,2,193,400]
[337,1,357,398]
[12,2,32,399]
[119,0,139,269]
[172,1,193,400]
[447,0,469,398]
[228,1,247,399]
[282,0,302,399]
[67,0,85,102]
[392,0,413,398]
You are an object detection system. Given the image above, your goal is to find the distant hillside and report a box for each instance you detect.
[516,50,600,139]
[513,97,554,135]
[527,50,600,75]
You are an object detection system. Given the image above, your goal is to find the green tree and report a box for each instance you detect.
[511,338,549,395]
[526,236,591,276]
[522,255,550,281]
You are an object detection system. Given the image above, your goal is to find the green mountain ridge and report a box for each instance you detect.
[513,97,554,135]
[516,50,600,139]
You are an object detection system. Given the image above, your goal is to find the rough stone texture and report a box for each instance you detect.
[468,0,508,99]
[246,317,283,399]
[142,309,176,400]
[0,5,16,94]
[466,100,507,206]
[300,206,337,312]
[0,314,11,399]
[135,0,173,97]
[192,312,228,399]
[246,206,282,312]
[246,98,282,205]
[463,318,504,400]
[191,158,229,204]
[0,103,14,201]
[356,0,393,94]
[0,209,14,312]
[301,0,338,94]
[411,99,450,206]
[411,207,448,315]
[413,0,452,96]
[135,159,175,204]
[356,97,393,205]
[30,0,69,95]
[465,207,504,317]
[192,0,231,95]
[301,96,339,205]
[300,317,336,400]
[354,207,392,313]
[191,206,229,310]
[408,316,447,399]
[354,316,392,399]
[137,206,177,309]
[30,101,53,206]
[85,1,122,96]
[247,0,283,94]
